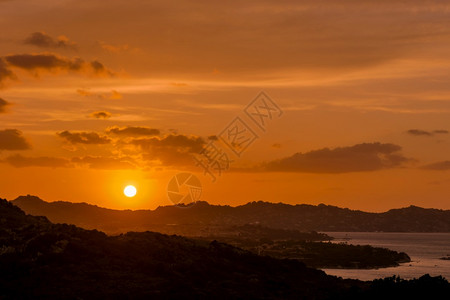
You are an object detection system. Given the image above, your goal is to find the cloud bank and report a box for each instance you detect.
[265,142,411,173]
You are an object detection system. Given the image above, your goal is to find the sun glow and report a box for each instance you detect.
[124,185,137,197]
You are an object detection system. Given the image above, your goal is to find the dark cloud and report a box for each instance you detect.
[265,142,411,173]
[57,130,111,145]
[208,135,218,141]
[433,130,449,134]
[71,156,136,170]
[5,54,83,71]
[91,61,106,73]
[0,129,31,150]
[3,154,70,168]
[90,111,112,119]
[421,161,450,171]
[407,129,433,136]
[0,98,10,113]
[131,134,205,166]
[133,134,204,151]
[406,129,448,137]
[90,60,115,77]
[3,53,114,76]
[107,126,160,136]
[0,58,16,86]
[272,143,282,148]
[24,32,77,50]
[1,53,113,86]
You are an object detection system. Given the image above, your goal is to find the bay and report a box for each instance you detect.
[321,232,450,281]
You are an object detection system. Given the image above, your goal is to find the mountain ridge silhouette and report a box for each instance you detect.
[11,195,450,234]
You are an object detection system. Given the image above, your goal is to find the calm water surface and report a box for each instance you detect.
[321,232,450,281]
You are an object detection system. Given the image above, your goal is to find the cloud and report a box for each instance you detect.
[76,89,93,97]
[109,90,122,99]
[5,53,83,71]
[57,130,111,145]
[0,58,16,86]
[133,134,204,151]
[90,60,114,76]
[24,32,77,50]
[271,143,282,148]
[406,129,448,137]
[264,142,411,173]
[171,82,188,87]
[0,129,31,150]
[5,0,450,81]
[0,98,11,113]
[433,130,449,134]
[0,53,114,86]
[421,161,450,171]
[3,154,70,168]
[77,89,122,100]
[97,41,130,53]
[71,156,136,170]
[407,129,433,136]
[90,111,112,119]
[3,53,114,77]
[107,126,160,136]
[2,154,135,170]
[131,134,205,166]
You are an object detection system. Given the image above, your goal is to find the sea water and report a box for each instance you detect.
[321,232,450,281]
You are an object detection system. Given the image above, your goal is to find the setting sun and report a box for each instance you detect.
[124,185,137,198]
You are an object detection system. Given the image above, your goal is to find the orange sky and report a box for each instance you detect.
[1,0,450,212]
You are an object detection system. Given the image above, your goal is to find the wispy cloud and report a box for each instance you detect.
[77,89,122,100]
[407,129,448,137]
[421,161,450,171]
[3,154,70,168]
[71,155,136,170]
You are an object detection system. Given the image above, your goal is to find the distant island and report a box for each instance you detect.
[1,198,448,299]
[12,195,450,233]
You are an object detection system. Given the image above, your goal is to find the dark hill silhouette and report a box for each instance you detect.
[1,198,449,299]
[12,195,450,234]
